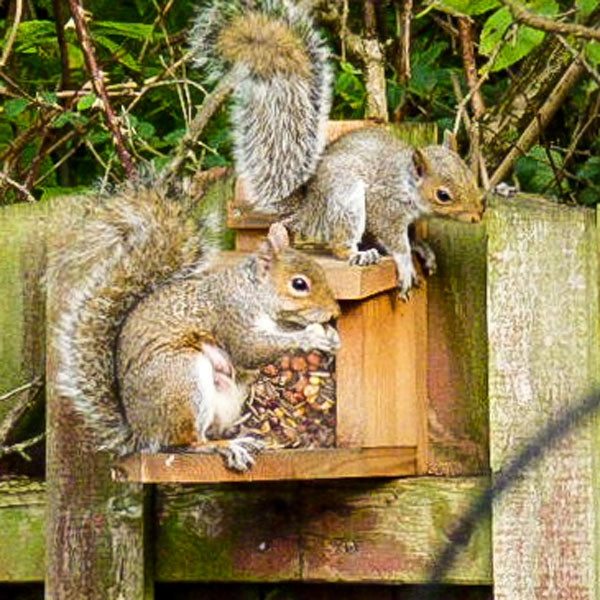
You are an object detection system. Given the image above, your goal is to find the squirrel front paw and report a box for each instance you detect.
[349,248,381,267]
[393,252,418,301]
[301,323,341,354]
[218,437,265,472]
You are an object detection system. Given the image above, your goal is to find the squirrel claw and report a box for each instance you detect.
[349,248,381,267]
[303,323,341,354]
[218,437,265,472]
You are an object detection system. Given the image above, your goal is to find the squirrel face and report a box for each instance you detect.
[415,146,484,224]
[258,224,340,327]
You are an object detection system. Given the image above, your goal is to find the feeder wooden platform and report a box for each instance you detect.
[116,446,416,483]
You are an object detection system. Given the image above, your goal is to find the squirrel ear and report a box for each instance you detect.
[412,148,431,180]
[442,130,458,152]
[266,222,290,254]
[256,222,290,276]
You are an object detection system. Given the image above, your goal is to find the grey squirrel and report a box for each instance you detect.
[47,184,340,471]
[190,0,484,298]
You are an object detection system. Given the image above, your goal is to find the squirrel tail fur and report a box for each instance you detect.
[46,183,215,454]
[190,0,332,212]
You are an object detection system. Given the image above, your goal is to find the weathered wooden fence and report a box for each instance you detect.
[1,167,599,598]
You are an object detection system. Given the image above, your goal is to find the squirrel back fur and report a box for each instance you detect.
[190,0,332,212]
[46,184,213,453]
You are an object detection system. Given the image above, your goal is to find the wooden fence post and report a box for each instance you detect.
[487,195,600,599]
[0,204,46,474]
[45,198,153,599]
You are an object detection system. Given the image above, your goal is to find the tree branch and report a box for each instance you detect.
[457,17,485,119]
[499,0,600,41]
[65,0,137,178]
[396,0,413,83]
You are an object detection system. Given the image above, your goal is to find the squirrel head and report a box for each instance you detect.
[412,145,484,224]
[256,223,340,326]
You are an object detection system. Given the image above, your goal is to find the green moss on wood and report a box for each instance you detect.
[426,220,488,474]
[0,479,45,581]
[155,477,491,585]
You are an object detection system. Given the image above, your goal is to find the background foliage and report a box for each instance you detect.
[1,0,600,205]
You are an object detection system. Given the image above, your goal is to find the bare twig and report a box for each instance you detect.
[0,378,43,444]
[0,380,38,403]
[0,171,36,202]
[457,17,485,119]
[65,0,137,177]
[397,0,413,83]
[0,433,46,461]
[556,34,600,87]
[340,0,349,61]
[499,0,600,41]
[162,66,243,182]
[0,0,24,68]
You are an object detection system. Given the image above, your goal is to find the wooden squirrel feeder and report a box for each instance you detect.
[116,121,430,484]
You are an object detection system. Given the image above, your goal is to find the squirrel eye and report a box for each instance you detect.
[289,275,311,295]
[436,188,453,203]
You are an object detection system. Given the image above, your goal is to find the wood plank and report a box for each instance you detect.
[0,479,45,582]
[0,203,46,474]
[425,220,488,475]
[486,194,600,599]
[0,477,492,585]
[213,251,397,301]
[154,476,492,584]
[115,447,417,483]
[336,288,425,448]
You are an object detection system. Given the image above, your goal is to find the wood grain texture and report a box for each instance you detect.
[154,476,492,584]
[0,477,492,586]
[336,288,425,448]
[425,220,488,475]
[0,479,45,581]
[115,447,416,483]
[487,195,599,599]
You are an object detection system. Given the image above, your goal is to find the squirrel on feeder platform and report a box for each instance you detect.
[47,183,340,471]
[190,0,484,298]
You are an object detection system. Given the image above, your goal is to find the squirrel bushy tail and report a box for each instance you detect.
[46,184,214,453]
[190,0,332,212]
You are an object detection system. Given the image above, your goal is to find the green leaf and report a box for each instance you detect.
[93,21,155,41]
[95,35,142,72]
[339,61,362,75]
[586,41,600,66]
[77,94,97,111]
[480,1,558,71]
[577,0,599,19]
[4,98,30,119]
[14,20,56,52]
[514,145,564,194]
[50,111,88,129]
[433,0,500,16]
[40,91,58,105]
